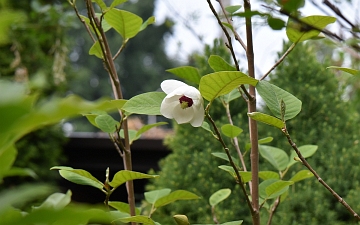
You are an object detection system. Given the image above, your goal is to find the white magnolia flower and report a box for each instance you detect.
[160,79,204,127]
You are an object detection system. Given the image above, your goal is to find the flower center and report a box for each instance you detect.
[179,95,193,109]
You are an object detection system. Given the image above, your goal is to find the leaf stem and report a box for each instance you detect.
[260,43,296,81]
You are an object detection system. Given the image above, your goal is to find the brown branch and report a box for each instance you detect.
[218,0,247,51]
[85,1,136,221]
[205,110,255,219]
[206,0,254,102]
[260,43,296,81]
[243,1,260,224]
[206,0,240,71]
[282,127,360,221]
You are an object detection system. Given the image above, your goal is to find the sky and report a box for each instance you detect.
[153,0,359,77]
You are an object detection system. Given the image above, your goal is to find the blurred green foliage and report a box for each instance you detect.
[261,42,360,225]
[0,0,74,187]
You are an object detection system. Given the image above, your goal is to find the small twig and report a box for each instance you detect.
[205,110,255,217]
[206,0,254,103]
[282,126,360,221]
[211,206,220,224]
[260,43,296,81]
[217,0,247,51]
[206,0,240,71]
[72,2,96,43]
[113,40,128,60]
[266,197,280,225]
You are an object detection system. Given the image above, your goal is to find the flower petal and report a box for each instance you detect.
[189,104,205,127]
[161,80,188,94]
[160,96,179,119]
[172,107,194,124]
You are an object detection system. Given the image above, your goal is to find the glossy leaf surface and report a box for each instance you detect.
[200,71,258,101]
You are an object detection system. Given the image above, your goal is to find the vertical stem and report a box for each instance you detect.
[85,0,136,220]
[244,0,260,224]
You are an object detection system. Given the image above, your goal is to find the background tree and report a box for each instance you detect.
[0,0,73,186]
[260,41,360,225]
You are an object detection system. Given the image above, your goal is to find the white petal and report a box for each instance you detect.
[161,80,188,94]
[189,102,205,127]
[172,106,194,124]
[160,95,179,119]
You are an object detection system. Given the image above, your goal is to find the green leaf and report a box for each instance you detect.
[211,152,238,165]
[122,92,166,115]
[209,188,231,206]
[34,190,72,210]
[2,167,37,179]
[327,66,360,76]
[201,121,216,136]
[104,9,143,39]
[259,137,273,144]
[51,166,104,190]
[119,129,137,144]
[286,15,336,43]
[223,89,241,103]
[166,66,201,84]
[222,22,234,32]
[218,166,252,183]
[117,215,155,225]
[0,144,16,182]
[135,122,167,139]
[208,55,237,72]
[259,145,289,171]
[110,99,127,109]
[287,145,318,168]
[221,124,243,138]
[173,215,190,225]
[89,41,103,59]
[93,0,107,10]
[259,171,280,180]
[109,170,158,189]
[259,179,277,199]
[139,16,155,32]
[95,114,119,133]
[225,5,242,14]
[265,180,293,199]
[145,189,171,204]
[267,17,286,30]
[108,201,141,215]
[247,112,285,129]
[109,0,127,9]
[154,190,200,208]
[200,71,258,101]
[222,220,243,225]
[289,170,313,182]
[0,184,54,214]
[256,80,302,121]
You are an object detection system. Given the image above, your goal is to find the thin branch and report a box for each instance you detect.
[207,0,240,71]
[267,197,280,225]
[72,2,96,43]
[243,0,260,224]
[85,1,136,221]
[205,110,255,218]
[282,127,360,221]
[260,43,296,81]
[218,0,247,51]
[206,0,254,102]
